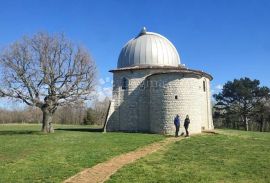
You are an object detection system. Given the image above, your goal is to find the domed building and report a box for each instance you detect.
[105,27,214,135]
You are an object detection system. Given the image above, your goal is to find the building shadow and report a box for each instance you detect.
[0,130,41,135]
[0,127,105,135]
[55,128,104,132]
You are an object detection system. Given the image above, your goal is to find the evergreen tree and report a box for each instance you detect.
[83,109,96,125]
[214,77,270,131]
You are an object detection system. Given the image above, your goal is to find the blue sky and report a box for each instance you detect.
[0,0,270,107]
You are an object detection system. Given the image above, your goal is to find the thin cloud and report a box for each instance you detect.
[215,84,223,90]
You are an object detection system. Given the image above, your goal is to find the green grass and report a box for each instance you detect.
[107,130,270,183]
[0,124,164,183]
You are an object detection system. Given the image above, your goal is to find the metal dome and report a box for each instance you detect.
[117,27,181,68]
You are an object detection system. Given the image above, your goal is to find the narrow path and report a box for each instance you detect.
[63,137,183,183]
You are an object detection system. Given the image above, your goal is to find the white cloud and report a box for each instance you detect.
[97,90,106,101]
[0,98,26,110]
[105,77,111,83]
[99,78,105,85]
[95,85,102,92]
[103,87,112,96]
[95,77,113,101]
[215,84,223,90]
[94,85,112,101]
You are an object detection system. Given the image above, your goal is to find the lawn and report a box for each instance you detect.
[107,130,270,183]
[0,124,164,183]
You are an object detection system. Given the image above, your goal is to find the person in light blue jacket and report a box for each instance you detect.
[174,114,180,137]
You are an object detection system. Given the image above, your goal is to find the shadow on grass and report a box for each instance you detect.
[0,130,42,135]
[55,128,104,132]
[0,128,104,135]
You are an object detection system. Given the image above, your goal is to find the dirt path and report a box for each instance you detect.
[63,137,182,183]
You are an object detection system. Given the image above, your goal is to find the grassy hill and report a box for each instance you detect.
[107,129,270,183]
[1,125,269,183]
[0,124,164,182]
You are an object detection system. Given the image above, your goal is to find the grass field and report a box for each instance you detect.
[1,125,270,183]
[0,124,164,183]
[107,130,270,183]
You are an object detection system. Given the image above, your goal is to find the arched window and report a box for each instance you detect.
[122,77,128,90]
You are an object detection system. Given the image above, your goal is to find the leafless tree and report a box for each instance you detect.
[53,102,86,125]
[92,97,110,125]
[0,32,96,133]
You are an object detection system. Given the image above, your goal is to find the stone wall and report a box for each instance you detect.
[106,69,152,132]
[105,68,213,135]
[148,73,207,134]
[200,77,214,131]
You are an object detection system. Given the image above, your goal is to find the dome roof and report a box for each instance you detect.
[117,27,180,68]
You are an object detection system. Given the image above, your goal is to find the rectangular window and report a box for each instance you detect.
[203,81,206,92]
[122,78,128,90]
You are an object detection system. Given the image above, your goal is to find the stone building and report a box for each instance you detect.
[105,27,214,135]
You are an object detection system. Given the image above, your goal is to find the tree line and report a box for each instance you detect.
[0,97,110,126]
[213,77,270,132]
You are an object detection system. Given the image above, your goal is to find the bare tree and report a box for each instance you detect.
[0,32,96,133]
[92,97,111,125]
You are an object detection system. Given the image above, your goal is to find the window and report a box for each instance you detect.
[175,95,178,100]
[122,77,128,90]
[203,81,206,92]
[140,82,145,89]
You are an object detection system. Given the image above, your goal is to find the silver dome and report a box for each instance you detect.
[117,27,180,68]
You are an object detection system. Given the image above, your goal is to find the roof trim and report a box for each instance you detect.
[109,65,213,81]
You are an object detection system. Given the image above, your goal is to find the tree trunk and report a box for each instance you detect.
[41,109,54,133]
[244,115,249,131]
[259,115,264,132]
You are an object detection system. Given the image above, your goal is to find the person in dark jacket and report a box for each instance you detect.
[174,114,180,137]
[184,115,190,137]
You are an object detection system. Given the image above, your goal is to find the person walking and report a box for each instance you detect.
[184,115,190,137]
[174,114,180,137]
